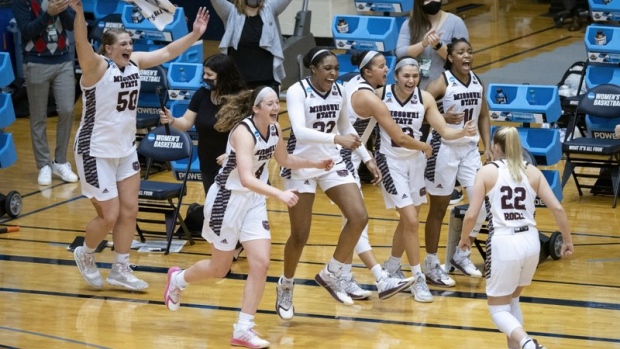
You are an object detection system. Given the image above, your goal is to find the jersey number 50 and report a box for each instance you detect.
[116,90,138,112]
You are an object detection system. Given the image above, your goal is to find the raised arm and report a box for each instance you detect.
[209,0,235,22]
[131,7,209,70]
[269,0,294,15]
[68,0,108,86]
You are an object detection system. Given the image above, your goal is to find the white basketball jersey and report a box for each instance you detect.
[486,160,537,231]
[75,58,141,158]
[438,70,483,145]
[377,84,425,158]
[340,74,376,170]
[281,78,344,179]
[216,117,279,192]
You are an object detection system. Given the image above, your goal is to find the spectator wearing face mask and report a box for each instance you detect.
[160,53,247,194]
[395,0,469,90]
[209,0,293,93]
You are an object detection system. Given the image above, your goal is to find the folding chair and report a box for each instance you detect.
[137,65,168,132]
[561,84,620,208]
[136,125,195,254]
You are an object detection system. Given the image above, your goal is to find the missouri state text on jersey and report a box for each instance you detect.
[114,72,140,88]
[309,104,340,119]
[390,110,421,125]
[453,91,482,106]
[256,144,277,161]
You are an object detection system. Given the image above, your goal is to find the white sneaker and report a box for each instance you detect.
[52,161,78,182]
[382,261,406,279]
[164,267,184,311]
[73,246,103,288]
[314,268,354,305]
[275,278,295,320]
[376,274,414,300]
[107,263,149,291]
[38,165,52,186]
[450,248,482,278]
[423,257,456,287]
[342,274,372,300]
[231,324,270,348]
[411,272,434,303]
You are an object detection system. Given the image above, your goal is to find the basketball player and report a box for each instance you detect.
[458,126,573,349]
[163,86,333,348]
[376,56,476,303]
[276,48,428,320]
[69,0,209,291]
[423,38,491,287]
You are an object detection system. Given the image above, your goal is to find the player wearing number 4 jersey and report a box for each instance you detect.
[70,0,210,291]
[423,38,491,287]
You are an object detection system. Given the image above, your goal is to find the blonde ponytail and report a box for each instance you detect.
[494,127,526,182]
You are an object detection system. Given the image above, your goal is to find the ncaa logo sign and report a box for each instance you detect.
[587,92,596,100]
[147,133,156,142]
[386,92,393,98]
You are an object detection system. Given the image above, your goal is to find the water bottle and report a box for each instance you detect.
[337,18,349,34]
[179,67,188,83]
[595,30,607,45]
[527,88,537,105]
[495,88,507,104]
[131,6,144,23]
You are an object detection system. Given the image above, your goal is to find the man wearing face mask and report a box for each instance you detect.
[209,0,293,93]
[395,0,469,90]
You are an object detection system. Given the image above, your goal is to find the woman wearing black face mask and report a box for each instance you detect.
[159,53,247,194]
[210,0,293,93]
[395,0,469,90]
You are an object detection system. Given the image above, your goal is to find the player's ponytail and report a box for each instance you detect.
[494,127,526,182]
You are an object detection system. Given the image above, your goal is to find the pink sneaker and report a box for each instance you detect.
[231,324,270,348]
[164,267,183,311]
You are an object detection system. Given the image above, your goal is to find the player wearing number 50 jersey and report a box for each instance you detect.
[458,126,573,349]
[70,3,211,292]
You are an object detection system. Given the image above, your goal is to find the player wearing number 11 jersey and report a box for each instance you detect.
[423,38,492,287]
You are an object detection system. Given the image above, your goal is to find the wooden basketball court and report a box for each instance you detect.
[1,1,619,348]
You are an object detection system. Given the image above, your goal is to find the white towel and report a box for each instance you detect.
[124,0,177,31]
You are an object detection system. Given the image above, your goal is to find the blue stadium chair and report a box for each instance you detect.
[136,125,195,254]
[561,84,620,207]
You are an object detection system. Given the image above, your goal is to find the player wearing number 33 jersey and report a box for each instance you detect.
[75,58,141,158]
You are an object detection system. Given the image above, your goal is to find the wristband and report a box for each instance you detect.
[433,42,443,50]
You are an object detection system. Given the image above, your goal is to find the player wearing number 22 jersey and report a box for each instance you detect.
[281,77,355,181]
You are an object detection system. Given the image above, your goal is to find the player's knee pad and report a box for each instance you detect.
[354,226,372,255]
[489,304,522,336]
